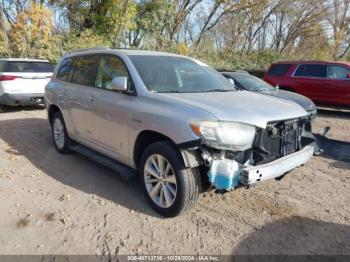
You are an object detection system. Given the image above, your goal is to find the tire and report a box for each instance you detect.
[51,111,71,154]
[139,141,201,217]
[0,105,7,113]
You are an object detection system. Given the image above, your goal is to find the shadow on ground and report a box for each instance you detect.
[0,117,160,218]
[317,109,350,120]
[232,216,350,255]
[0,105,45,113]
[316,134,350,164]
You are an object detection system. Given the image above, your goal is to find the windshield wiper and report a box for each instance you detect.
[204,89,235,92]
[156,90,180,93]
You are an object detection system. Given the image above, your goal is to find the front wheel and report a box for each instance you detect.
[139,141,201,217]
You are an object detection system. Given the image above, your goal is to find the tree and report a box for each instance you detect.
[324,0,350,59]
[0,5,9,56]
[8,1,57,60]
[127,0,173,48]
[50,0,136,47]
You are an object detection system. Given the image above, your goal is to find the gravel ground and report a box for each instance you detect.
[0,107,349,255]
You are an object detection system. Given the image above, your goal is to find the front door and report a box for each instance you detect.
[85,55,137,163]
[293,64,329,104]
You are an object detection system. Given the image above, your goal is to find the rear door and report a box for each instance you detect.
[326,65,350,107]
[292,64,329,103]
[0,61,53,94]
[69,55,100,140]
[56,55,99,140]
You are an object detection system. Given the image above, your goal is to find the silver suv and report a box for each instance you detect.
[45,48,315,217]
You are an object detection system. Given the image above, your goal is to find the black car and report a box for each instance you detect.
[220,71,317,120]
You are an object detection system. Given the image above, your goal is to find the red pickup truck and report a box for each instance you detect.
[264,61,350,108]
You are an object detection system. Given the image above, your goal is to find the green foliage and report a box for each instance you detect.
[0,30,8,57]
[92,0,136,46]
[130,0,173,48]
[8,2,56,59]
[63,29,112,52]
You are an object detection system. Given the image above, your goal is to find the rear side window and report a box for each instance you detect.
[4,61,53,72]
[57,58,74,82]
[327,65,350,79]
[267,64,291,76]
[71,55,99,86]
[294,64,327,78]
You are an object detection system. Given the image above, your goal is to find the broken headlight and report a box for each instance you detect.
[189,120,256,151]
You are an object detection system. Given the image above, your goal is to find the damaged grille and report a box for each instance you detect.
[252,118,306,165]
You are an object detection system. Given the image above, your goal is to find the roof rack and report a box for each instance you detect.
[64,46,111,55]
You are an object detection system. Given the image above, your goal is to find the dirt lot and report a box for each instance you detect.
[0,107,349,255]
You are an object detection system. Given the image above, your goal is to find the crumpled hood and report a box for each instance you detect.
[160,91,308,129]
[260,89,316,112]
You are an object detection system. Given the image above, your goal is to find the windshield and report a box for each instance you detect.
[233,74,274,92]
[4,61,54,73]
[129,55,235,93]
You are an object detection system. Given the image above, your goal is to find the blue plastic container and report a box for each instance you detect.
[207,159,241,190]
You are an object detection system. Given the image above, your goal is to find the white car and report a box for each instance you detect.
[0,58,54,107]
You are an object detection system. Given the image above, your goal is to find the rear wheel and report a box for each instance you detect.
[51,111,71,154]
[139,141,201,217]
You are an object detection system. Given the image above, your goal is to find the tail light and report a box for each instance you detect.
[0,75,17,81]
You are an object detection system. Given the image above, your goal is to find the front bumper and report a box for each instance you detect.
[241,145,313,186]
[0,93,44,106]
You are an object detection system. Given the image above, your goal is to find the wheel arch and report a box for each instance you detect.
[133,130,202,169]
[48,104,62,125]
[133,130,176,168]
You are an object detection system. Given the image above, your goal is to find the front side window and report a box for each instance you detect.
[71,55,99,86]
[95,56,133,91]
[294,64,327,78]
[129,55,235,93]
[327,65,350,80]
[57,58,74,82]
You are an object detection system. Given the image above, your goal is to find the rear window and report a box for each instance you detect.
[4,61,54,72]
[294,64,327,78]
[267,64,291,76]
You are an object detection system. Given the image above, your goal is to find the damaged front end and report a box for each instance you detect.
[181,117,317,191]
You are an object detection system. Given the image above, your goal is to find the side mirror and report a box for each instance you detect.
[111,76,128,91]
[346,73,350,79]
[228,78,235,86]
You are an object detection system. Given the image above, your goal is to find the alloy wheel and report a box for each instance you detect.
[53,118,65,149]
[144,154,177,208]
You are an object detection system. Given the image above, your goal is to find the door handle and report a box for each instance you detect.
[88,95,94,103]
